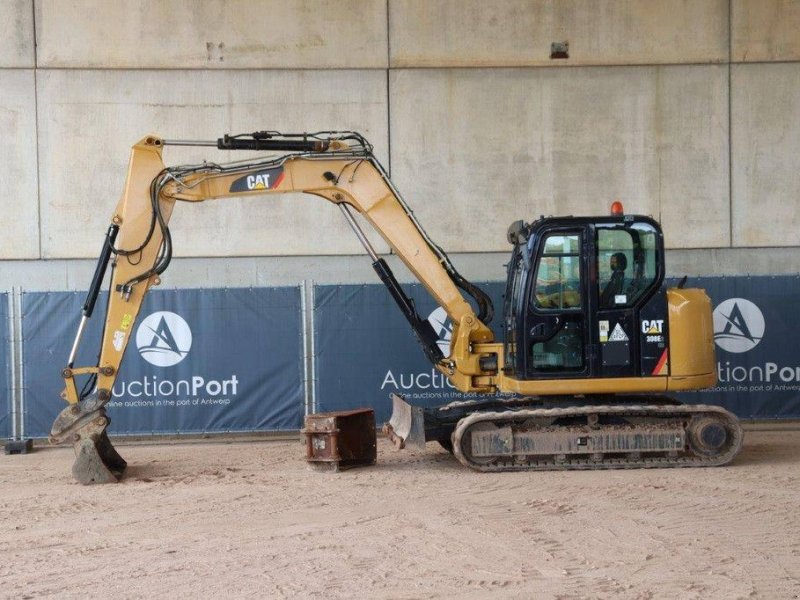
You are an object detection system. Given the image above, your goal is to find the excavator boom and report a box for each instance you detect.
[51,131,498,483]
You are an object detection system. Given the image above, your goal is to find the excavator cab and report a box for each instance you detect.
[387,203,741,471]
[503,210,670,383]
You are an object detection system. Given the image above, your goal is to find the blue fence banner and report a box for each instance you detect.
[1,293,10,439]
[315,276,800,423]
[676,275,800,418]
[22,288,303,437]
[16,275,800,438]
[313,282,510,424]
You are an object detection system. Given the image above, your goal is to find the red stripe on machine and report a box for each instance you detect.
[652,349,669,376]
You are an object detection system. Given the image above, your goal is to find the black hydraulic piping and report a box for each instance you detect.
[217,133,329,153]
[67,224,118,368]
[371,258,445,365]
[84,225,119,318]
[337,204,444,366]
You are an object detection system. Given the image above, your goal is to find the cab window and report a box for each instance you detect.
[597,223,658,308]
[533,234,581,310]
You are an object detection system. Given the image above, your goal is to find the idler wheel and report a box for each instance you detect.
[457,421,500,466]
[687,416,730,457]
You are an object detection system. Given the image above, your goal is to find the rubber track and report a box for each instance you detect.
[451,403,743,472]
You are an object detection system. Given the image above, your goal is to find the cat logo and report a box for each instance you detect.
[229,166,285,193]
[641,319,664,335]
[247,174,271,190]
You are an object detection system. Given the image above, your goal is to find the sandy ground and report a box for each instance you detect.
[1,429,799,599]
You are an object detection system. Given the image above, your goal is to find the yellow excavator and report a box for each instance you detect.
[50,131,742,483]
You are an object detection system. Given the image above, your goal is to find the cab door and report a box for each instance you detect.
[594,222,663,377]
[523,229,589,379]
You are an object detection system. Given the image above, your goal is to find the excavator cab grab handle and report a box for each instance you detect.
[529,316,563,343]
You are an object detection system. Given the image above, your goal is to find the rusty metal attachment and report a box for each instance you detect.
[49,390,126,484]
[302,408,376,472]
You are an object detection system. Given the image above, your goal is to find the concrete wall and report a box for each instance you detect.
[36,69,390,258]
[732,0,800,62]
[35,0,388,69]
[0,69,38,259]
[390,66,730,252]
[1,0,799,292]
[0,0,34,68]
[389,0,730,66]
[732,63,800,247]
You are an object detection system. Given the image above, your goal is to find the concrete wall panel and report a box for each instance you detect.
[37,69,388,259]
[733,0,800,62]
[732,63,800,247]
[390,0,729,67]
[0,70,39,260]
[0,0,34,67]
[35,0,387,69]
[390,67,729,253]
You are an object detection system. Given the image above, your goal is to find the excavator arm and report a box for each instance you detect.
[50,131,499,484]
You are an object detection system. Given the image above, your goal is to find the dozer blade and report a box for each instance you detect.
[382,393,426,449]
[50,401,127,485]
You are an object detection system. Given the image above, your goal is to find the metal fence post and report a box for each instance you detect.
[301,280,318,415]
[16,288,25,440]
[4,286,32,454]
[6,289,16,440]
[300,281,310,416]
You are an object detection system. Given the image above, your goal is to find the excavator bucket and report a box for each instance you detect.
[382,393,427,450]
[71,428,127,485]
[50,404,127,485]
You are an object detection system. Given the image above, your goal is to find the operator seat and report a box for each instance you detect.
[600,252,627,307]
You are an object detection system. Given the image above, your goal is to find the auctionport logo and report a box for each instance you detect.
[379,306,455,393]
[427,306,452,357]
[713,298,765,354]
[136,311,193,367]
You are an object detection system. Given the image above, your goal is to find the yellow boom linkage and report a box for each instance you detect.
[50,132,497,483]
